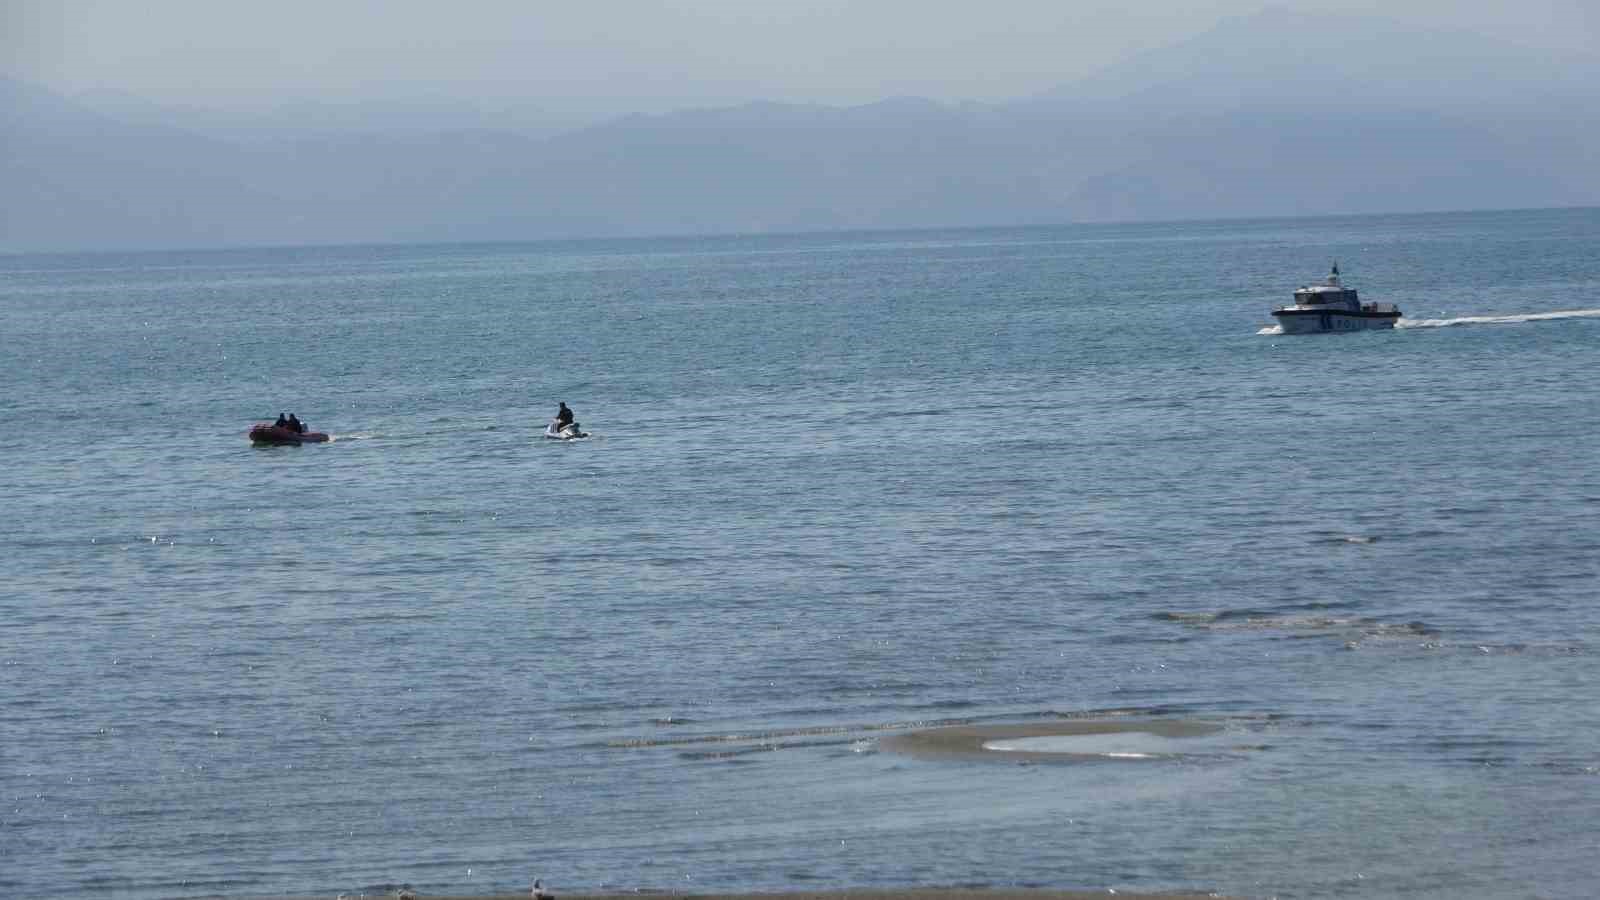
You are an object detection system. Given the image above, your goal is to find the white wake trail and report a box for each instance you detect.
[1397,308,1600,328]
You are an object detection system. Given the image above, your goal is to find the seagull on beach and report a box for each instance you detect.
[532,879,553,900]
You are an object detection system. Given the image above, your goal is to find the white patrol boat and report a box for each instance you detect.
[1271,263,1401,334]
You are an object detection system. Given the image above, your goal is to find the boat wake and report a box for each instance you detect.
[1398,308,1600,328]
[1261,308,1600,334]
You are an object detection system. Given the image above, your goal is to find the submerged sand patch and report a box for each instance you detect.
[880,719,1226,762]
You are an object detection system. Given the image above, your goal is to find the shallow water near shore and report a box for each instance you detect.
[4,208,1599,899]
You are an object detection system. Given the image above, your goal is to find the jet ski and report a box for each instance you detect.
[544,419,588,440]
[249,423,330,445]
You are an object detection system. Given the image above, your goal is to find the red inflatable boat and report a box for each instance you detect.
[248,424,330,445]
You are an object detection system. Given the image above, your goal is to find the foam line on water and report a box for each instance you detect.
[1398,308,1600,328]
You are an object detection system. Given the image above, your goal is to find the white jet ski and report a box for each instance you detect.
[544,420,589,440]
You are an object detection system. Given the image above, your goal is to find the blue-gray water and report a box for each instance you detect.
[4,208,1598,899]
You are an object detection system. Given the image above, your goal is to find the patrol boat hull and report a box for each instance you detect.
[1272,308,1401,334]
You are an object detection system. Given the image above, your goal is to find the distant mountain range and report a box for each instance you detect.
[4,8,1598,251]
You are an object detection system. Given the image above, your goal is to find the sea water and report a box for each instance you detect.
[3,207,1598,899]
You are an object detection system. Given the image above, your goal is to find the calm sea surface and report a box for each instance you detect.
[3,208,1598,899]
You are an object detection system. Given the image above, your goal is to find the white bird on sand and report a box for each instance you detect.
[532,879,553,900]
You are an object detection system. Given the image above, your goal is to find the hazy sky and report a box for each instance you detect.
[5,0,1595,117]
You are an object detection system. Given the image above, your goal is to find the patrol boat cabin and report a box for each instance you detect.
[1270,263,1401,334]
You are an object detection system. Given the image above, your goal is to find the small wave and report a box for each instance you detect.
[880,407,950,419]
[1161,611,1433,640]
[884,717,1238,763]
[1398,308,1600,328]
[1257,325,1284,335]
[1309,532,1380,545]
[1418,640,1588,656]
[1539,760,1600,776]
[677,736,862,760]
[605,722,905,750]
[604,706,1180,752]
[981,728,1244,760]
[1155,611,1219,625]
